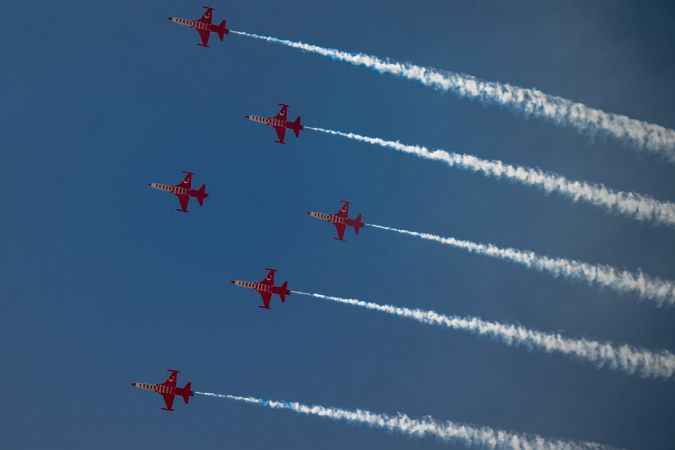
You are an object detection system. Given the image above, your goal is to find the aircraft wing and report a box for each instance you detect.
[336,202,350,217]
[163,371,178,387]
[274,126,286,144]
[276,104,288,119]
[199,7,214,24]
[162,394,175,411]
[259,291,272,309]
[197,29,210,47]
[263,269,276,284]
[179,172,193,189]
[334,223,346,240]
[177,195,190,212]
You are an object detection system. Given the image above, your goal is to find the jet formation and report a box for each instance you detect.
[135,7,369,414]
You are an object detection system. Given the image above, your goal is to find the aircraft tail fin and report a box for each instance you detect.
[181,382,193,404]
[194,184,208,206]
[217,20,228,40]
[353,214,364,235]
[290,116,303,138]
[278,281,289,303]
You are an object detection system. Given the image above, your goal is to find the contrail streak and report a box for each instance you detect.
[195,391,613,450]
[306,126,675,228]
[293,291,675,380]
[231,30,675,160]
[367,223,675,307]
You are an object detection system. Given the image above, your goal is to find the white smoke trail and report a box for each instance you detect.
[367,223,675,307]
[230,30,675,160]
[196,391,613,450]
[305,126,675,228]
[293,291,675,380]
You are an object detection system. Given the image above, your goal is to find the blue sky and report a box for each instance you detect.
[2,1,675,449]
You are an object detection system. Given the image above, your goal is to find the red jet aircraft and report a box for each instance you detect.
[148,171,208,213]
[169,6,228,47]
[307,200,365,241]
[131,369,194,412]
[244,104,303,144]
[231,268,291,309]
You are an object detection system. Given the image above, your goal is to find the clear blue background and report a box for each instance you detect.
[2,1,675,449]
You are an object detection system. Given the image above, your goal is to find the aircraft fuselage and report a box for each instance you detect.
[307,211,349,225]
[132,382,177,396]
[149,182,189,196]
[246,114,288,129]
[169,16,216,33]
[232,279,272,295]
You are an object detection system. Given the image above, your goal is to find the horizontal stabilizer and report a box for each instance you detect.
[217,20,228,40]
[276,281,290,303]
[182,382,193,404]
[193,184,208,206]
[290,116,303,138]
[353,214,364,235]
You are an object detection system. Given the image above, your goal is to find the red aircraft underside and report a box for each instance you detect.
[307,200,365,240]
[131,369,194,411]
[149,171,208,213]
[169,6,229,47]
[231,268,291,309]
[244,104,303,144]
